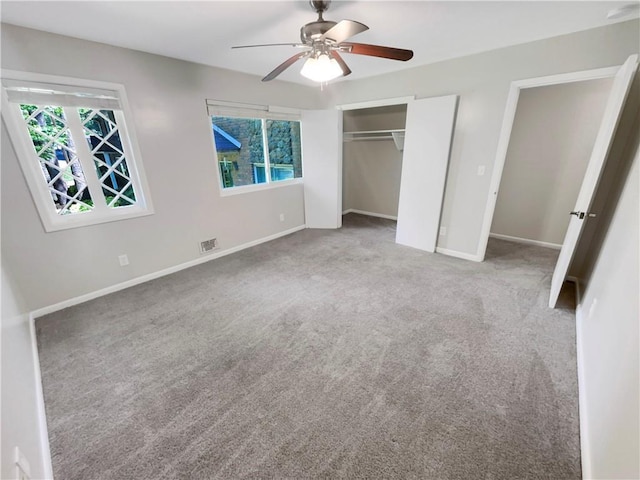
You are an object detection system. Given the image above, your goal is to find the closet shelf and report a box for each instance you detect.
[343,129,405,151]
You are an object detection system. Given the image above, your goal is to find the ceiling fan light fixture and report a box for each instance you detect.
[300,53,342,82]
[235,0,413,83]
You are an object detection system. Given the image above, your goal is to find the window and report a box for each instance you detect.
[207,101,302,193]
[1,72,152,231]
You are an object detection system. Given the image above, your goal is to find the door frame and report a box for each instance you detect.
[476,65,620,261]
[336,95,416,112]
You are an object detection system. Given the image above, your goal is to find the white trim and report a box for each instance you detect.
[476,65,620,262]
[477,81,521,261]
[435,246,483,262]
[31,225,306,318]
[206,99,268,111]
[512,66,619,90]
[28,315,54,479]
[209,109,302,195]
[218,177,303,197]
[342,208,397,221]
[1,69,132,92]
[336,96,415,111]
[574,280,593,480]
[566,275,579,285]
[489,233,562,250]
[206,99,301,120]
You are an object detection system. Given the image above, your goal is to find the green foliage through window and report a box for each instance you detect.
[19,103,138,215]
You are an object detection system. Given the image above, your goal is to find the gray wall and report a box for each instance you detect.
[575,112,639,479]
[1,264,48,480]
[1,23,321,478]
[342,105,406,217]
[1,24,322,311]
[328,20,640,257]
[491,78,612,246]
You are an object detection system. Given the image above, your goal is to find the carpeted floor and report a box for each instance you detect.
[36,213,580,479]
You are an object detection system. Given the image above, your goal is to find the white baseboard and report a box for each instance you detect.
[573,279,592,480]
[342,208,398,221]
[31,225,306,319]
[29,314,54,479]
[489,233,562,250]
[435,247,483,262]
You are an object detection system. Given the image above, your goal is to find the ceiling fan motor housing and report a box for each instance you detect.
[300,20,338,43]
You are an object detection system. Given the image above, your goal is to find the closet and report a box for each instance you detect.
[303,95,457,253]
[342,104,407,221]
[337,96,457,253]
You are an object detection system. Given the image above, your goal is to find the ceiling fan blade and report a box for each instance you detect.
[320,19,368,44]
[331,52,352,77]
[341,43,414,61]
[262,51,310,82]
[232,43,306,49]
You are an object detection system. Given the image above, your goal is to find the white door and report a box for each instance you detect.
[396,95,458,252]
[301,109,343,229]
[549,54,638,307]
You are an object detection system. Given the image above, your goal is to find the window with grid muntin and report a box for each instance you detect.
[79,108,137,208]
[21,104,94,215]
[2,73,152,231]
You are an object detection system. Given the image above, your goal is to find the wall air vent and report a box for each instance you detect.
[199,238,218,254]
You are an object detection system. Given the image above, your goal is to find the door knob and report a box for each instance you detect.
[570,211,585,219]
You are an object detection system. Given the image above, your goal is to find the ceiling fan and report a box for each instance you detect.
[232,0,414,83]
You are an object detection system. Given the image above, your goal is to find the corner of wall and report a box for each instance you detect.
[1,266,53,479]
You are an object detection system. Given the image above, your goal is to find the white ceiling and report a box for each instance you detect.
[1,1,638,85]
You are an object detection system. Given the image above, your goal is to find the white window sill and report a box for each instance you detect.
[219,177,303,197]
[42,206,154,232]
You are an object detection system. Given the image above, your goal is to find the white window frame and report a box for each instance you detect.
[1,70,153,232]
[207,100,303,197]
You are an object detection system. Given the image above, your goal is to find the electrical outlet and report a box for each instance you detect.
[279,213,285,222]
[118,254,129,266]
[439,226,447,236]
[477,165,486,176]
[14,447,31,480]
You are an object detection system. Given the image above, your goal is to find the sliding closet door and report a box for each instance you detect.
[396,95,457,252]
[301,109,343,229]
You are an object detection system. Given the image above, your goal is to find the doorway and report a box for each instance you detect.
[489,78,613,251]
[478,55,637,308]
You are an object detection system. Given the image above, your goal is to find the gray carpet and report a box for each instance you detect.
[36,213,580,479]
